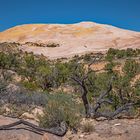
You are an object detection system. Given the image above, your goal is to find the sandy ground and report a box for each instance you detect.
[63,118,140,140]
[0,116,139,140]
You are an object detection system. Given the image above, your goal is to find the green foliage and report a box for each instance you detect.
[105,62,116,74]
[115,50,126,58]
[123,59,140,78]
[36,65,53,90]
[134,80,140,97]
[22,81,38,91]
[106,48,140,60]
[0,79,8,93]
[24,53,36,68]
[0,43,140,119]
[94,72,112,93]
[105,48,116,61]
[0,52,11,69]
[54,62,70,86]
[39,93,82,129]
[83,54,92,62]
[125,48,135,57]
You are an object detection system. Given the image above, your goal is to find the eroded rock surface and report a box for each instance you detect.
[0,22,140,59]
[64,118,140,140]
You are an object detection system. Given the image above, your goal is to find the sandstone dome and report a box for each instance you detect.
[0,21,140,59]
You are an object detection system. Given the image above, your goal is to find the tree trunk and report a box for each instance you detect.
[81,83,91,117]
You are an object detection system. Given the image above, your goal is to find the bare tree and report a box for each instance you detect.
[71,55,136,119]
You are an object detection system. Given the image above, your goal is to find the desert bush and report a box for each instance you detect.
[46,43,60,48]
[134,80,140,96]
[83,54,92,62]
[105,48,140,60]
[0,80,8,92]
[82,122,95,133]
[0,85,48,106]
[22,81,38,91]
[39,93,82,129]
[54,62,71,86]
[105,62,116,74]
[116,50,126,58]
[6,104,32,117]
[123,59,139,78]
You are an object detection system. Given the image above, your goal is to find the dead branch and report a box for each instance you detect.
[0,119,67,136]
[97,102,135,119]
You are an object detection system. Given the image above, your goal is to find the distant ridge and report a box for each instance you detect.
[0,21,140,59]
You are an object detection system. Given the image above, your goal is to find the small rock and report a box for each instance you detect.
[79,134,85,138]
[6,84,20,93]
[21,112,35,120]
[3,105,11,112]
[96,117,106,121]
[32,107,44,117]
[5,107,10,112]
[114,123,121,126]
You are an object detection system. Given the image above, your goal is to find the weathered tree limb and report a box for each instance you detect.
[0,127,44,135]
[96,102,135,119]
[110,103,135,118]
[90,81,113,118]
[71,75,91,117]
[0,119,67,136]
[96,83,112,104]
[88,54,103,68]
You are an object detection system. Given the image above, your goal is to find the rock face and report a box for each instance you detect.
[0,21,140,59]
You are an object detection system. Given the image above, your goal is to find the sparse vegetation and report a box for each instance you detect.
[39,93,82,129]
[46,42,60,47]
[24,42,60,48]
[0,42,140,131]
[105,48,140,60]
[82,122,95,133]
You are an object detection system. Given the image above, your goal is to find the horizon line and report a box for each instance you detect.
[1,20,140,33]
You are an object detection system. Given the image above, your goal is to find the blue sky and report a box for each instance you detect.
[0,0,140,31]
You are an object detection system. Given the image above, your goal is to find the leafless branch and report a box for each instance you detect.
[0,119,67,136]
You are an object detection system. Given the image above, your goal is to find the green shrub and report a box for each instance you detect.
[22,81,38,91]
[105,62,116,74]
[39,93,82,129]
[83,54,92,62]
[105,48,117,61]
[116,50,126,59]
[123,59,139,78]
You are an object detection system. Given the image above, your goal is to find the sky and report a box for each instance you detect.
[0,0,140,32]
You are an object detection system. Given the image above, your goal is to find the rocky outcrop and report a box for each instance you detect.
[0,22,140,59]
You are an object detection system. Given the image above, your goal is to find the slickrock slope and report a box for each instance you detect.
[63,118,140,140]
[0,22,140,59]
[0,116,140,140]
